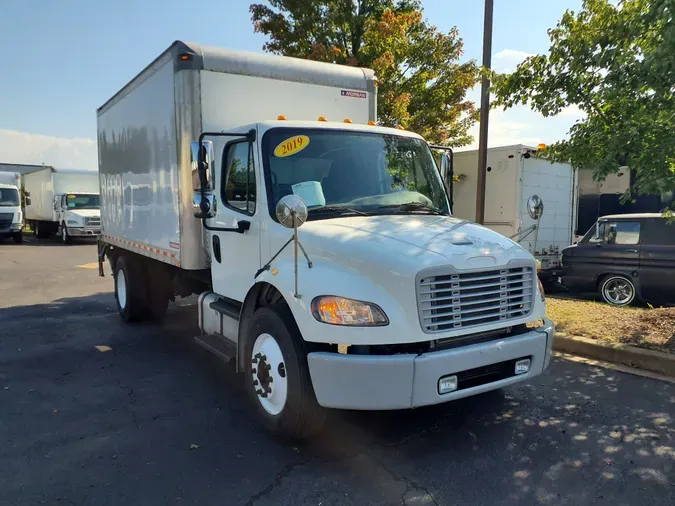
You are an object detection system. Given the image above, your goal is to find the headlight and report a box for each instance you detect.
[311,296,388,326]
[537,278,546,302]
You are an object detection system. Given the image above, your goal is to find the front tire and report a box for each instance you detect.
[243,304,325,440]
[600,275,636,306]
[12,232,22,244]
[114,256,146,322]
[61,223,72,244]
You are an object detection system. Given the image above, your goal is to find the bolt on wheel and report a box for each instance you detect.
[251,333,288,416]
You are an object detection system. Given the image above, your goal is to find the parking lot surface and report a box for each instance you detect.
[1,237,673,505]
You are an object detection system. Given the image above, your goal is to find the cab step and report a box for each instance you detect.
[194,333,237,362]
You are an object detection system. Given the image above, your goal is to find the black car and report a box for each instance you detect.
[562,213,675,306]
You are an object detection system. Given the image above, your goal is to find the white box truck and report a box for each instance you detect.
[24,167,101,243]
[97,41,554,439]
[452,145,578,281]
[0,171,24,243]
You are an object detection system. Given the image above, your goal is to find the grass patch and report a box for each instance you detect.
[547,298,675,354]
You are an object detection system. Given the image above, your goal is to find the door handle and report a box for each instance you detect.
[626,249,638,253]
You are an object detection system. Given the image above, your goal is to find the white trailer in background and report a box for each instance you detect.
[0,171,24,243]
[452,145,578,278]
[24,167,101,243]
[97,41,554,440]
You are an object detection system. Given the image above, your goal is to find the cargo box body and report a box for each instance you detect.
[452,145,578,256]
[97,41,377,270]
[25,167,99,222]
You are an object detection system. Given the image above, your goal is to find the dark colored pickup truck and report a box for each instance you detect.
[562,213,675,306]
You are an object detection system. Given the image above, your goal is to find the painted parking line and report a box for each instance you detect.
[77,262,99,269]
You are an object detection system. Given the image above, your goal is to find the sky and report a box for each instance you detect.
[0,0,583,169]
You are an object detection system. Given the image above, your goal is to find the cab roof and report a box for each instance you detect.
[254,119,425,140]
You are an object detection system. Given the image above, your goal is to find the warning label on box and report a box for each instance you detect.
[341,90,367,99]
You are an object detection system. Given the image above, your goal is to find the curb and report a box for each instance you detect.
[553,333,675,377]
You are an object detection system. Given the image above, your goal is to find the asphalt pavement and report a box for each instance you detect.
[1,235,673,506]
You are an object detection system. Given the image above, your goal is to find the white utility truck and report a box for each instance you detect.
[24,167,101,243]
[0,171,24,243]
[97,41,554,439]
[451,145,578,282]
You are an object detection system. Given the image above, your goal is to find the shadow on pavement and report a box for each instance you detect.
[1,293,673,505]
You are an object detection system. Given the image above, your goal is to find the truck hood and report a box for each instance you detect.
[67,209,100,219]
[298,215,530,275]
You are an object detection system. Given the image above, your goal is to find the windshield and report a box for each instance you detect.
[66,194,100,210]
[262,128,449,220]
[0,188,20,207]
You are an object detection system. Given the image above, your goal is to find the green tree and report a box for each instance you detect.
[492,0,675,204]
[250,0,479,146]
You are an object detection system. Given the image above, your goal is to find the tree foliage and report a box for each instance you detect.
[493,0,675,201]
[250,0,479,146]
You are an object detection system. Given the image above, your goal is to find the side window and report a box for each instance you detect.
[586,222,605,243]
[222,142,256,214]
[643,219,675,246]
[603,221,641,245]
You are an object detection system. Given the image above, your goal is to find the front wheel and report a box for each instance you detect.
[12,232,22,244]
[243,304,325,440]
[61,223,72,244]
[600,275,636,306]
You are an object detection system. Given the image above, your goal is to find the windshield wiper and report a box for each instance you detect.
[377,202,447,215]
[309,205,370,216]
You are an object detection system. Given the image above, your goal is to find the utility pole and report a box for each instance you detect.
[476,0,494,225]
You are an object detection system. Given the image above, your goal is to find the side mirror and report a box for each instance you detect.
[440,153,452,182]
[276,195,308,229]
[191,140,214,191]
[24,191,30,197]
[25,196,31,206]
[527,195,544,220]
[193,193,216,219]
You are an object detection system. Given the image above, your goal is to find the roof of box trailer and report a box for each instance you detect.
[98,41,377,114]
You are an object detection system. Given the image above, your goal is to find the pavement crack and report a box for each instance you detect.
[367,451,439,506]
[245,457,312,506]
[117,382,139,428]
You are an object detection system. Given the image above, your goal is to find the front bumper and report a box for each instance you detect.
[0,224,22,237]
[67,227,100,237]
[307,319,555,410]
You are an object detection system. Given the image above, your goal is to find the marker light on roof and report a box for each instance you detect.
[277,115,287,120]
[318,116,328,122]
[368,121,376,126]
[343,119,353,123]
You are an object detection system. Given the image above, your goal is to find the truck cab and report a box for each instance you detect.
[0,171,24,243]
[193,119,555,426]
[54,192,101,243]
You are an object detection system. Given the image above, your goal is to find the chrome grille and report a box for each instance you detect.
[417,265,535,333]
[85,217,101,227]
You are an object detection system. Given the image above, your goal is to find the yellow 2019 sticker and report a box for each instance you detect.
[274,135,310,157]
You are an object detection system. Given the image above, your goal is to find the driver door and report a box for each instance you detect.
[208,137,262,303]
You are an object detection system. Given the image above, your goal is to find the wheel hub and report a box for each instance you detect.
[251,333,288,415]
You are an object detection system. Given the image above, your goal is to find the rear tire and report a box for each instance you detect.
[35,222,49,239]
[114,256,146,322]
[243,304,325,440]
[600,275,636,306]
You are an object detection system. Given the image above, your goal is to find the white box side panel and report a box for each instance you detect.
[53,173,99,195]
[24,168,55,221]
[519,157,574,253]
[98,56,181,264]
[452,147,520,239]
[200,71,373,134]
